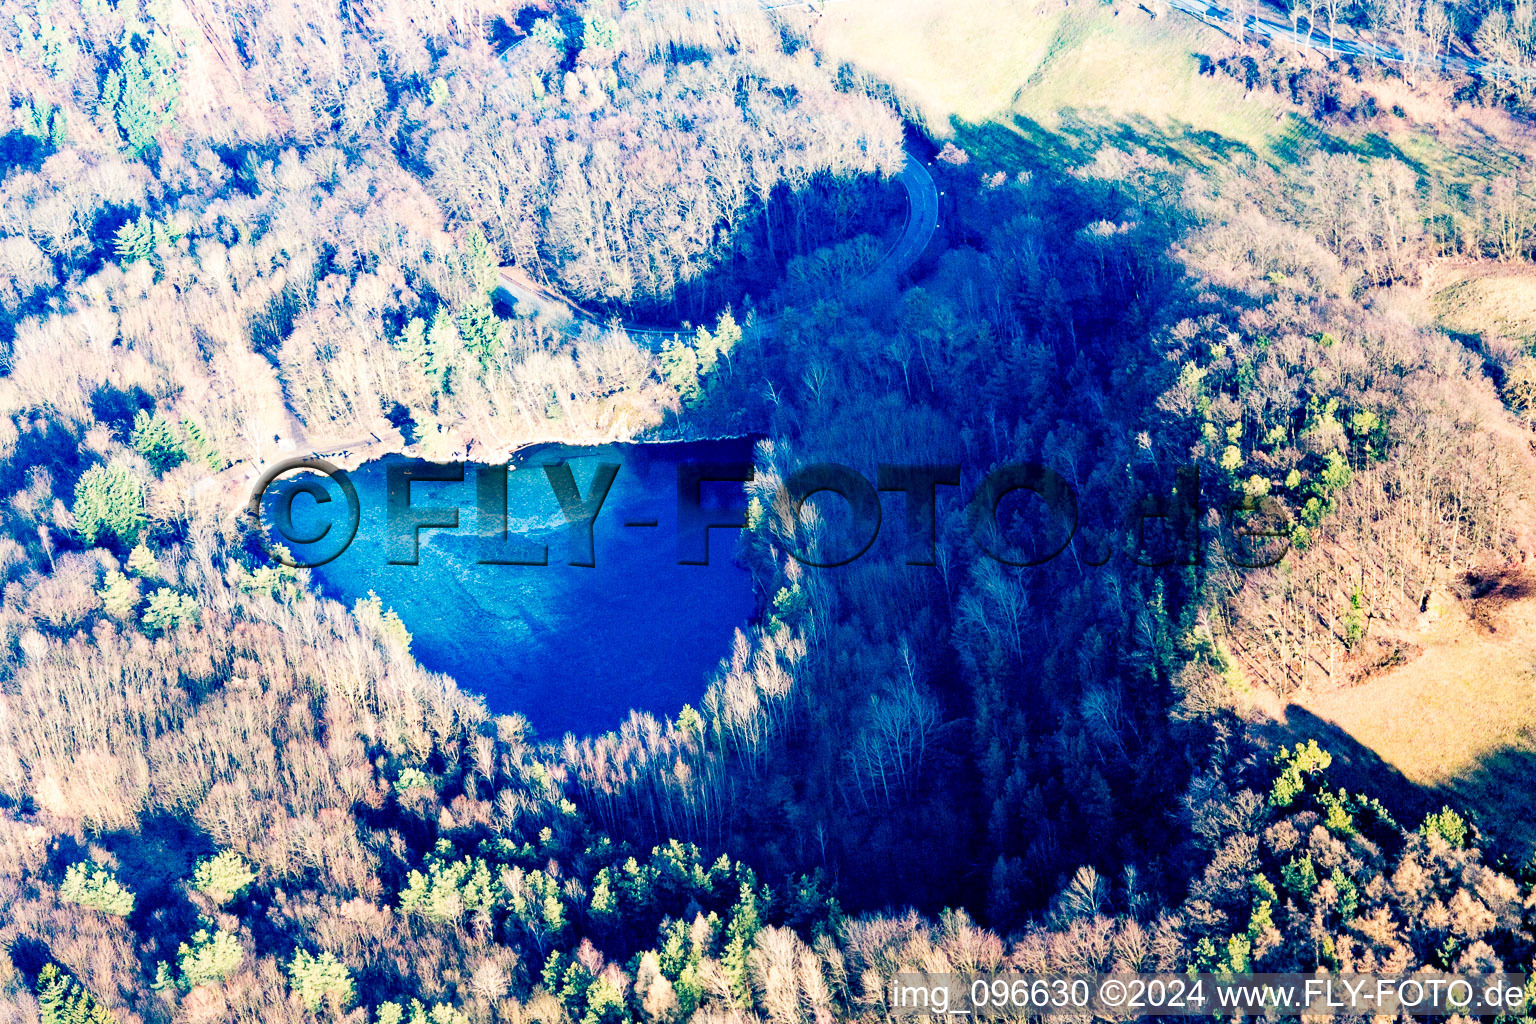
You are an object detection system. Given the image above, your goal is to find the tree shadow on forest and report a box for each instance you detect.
[33,814,215,974]
[1437,324,1516,399]
[209,140,296,198]
[5,935,51,984]
[571,170,908,329]
[90,382,156,440]
[5,818,217,991]
[672,114,1240,919]
[93,815,214,919]
[0,410,92,505]
[77,203,138,280]
[248,276,312,359]
[0,129,50,179]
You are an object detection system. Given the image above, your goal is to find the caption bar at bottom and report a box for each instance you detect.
[889,972,1529,1017]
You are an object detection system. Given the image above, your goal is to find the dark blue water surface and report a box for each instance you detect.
[268,439,758,737]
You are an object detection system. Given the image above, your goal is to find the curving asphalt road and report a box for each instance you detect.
[889,154,939,276]
[494,147,938,341]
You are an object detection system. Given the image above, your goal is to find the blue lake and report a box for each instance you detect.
[265,439,758,737]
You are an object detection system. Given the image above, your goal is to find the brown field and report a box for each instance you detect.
[799,0,1536,179]
[1431,262,1536,348]
[798,0,1306,165]
[1283,574,1536,860]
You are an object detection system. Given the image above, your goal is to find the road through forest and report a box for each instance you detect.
[494,0,1505,342]
[276,0,1484,463]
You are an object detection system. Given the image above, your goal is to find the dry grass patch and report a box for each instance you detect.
[803,0,1303,163]
[1291,577,1536,859]
[1431,263,1536,347]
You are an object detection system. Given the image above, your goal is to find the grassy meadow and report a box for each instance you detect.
[1433,263,1536,345]
[1294,591,1536,859]
[807,0,1309,165]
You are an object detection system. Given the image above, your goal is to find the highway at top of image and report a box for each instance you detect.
[1160,0,1495,74]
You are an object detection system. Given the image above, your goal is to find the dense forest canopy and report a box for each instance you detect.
[418,4,905,311]
[3,0,1536,1021]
